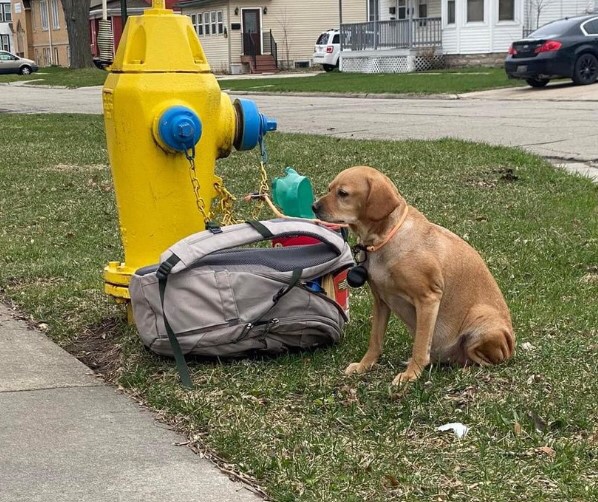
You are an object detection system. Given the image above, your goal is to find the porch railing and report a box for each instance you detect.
[341,18,442,51]
[263,30,278,68]
[242,32,258,68]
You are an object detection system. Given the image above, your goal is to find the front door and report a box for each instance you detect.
[242,9,261,55]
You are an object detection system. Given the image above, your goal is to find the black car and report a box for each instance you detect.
[505,15,598,87]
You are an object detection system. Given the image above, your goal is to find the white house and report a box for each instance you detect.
[177,0,365,73]
[340,0,597,72]
[0,0,13,52]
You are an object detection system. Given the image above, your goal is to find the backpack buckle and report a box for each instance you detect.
[206,221,223,234]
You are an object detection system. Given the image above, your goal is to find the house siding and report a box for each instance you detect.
[261,0,365,66]
[182,0,365,71]
[440,0,528,54]
[183,0,229,71]
[27,0,69,66]
[524,0,596,32]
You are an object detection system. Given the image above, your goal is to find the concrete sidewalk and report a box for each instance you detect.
[0,303,261,502]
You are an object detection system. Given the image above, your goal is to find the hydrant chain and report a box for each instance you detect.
[186,150,212,223]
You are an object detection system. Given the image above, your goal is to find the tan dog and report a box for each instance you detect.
[312,166,515,384]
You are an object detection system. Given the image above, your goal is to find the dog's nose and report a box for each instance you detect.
[312,202,320,214]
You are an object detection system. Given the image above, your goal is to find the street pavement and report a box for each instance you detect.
[1,82,598,176]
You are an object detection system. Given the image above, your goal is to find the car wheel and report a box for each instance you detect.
[323,64,334,72]
[526,78,550,88]
[19,66,32,75]
[572,53,598,85]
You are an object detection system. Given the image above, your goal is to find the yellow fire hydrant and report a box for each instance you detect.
[103,0,276,303]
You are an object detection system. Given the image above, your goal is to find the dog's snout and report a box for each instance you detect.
[312,201,320,214]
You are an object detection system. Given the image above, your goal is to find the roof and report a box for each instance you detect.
[89,0,150,16]
[175,0,222,8]
[90,0,150,9]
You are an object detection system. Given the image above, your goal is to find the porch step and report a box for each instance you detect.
[241,54,278,74]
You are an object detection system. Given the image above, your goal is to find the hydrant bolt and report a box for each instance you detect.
[177,122,193,139]
[156,105,203,152]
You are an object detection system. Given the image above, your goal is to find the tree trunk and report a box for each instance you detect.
[60,0,93,68]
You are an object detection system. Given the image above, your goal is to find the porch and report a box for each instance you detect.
[341,17,442,51]
[340,17,444,73]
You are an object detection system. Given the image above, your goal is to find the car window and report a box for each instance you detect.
[582,18,598,35]
[0,53,13,61]
[332,34,340,44]
[316,33,329,45]
[530,18,580,38]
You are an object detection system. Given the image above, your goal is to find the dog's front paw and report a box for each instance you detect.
[344,362,368,375]
[392,369,420,385]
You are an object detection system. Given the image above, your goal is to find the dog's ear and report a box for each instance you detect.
[364,173,401,222]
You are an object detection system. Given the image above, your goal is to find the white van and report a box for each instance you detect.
[312,29,340,72]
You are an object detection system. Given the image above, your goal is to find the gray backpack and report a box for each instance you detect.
[129,219,354,387]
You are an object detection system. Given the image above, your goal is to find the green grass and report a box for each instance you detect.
[0,65,522,94]
[0,66,108,88]
[220,67,524,95]
[1,113,597,501]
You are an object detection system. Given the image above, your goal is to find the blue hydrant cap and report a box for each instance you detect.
[158,106,202,152]
[234,98,277,151]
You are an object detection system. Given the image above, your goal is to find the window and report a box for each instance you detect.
[368,0,379,22]
[42,46,51,65]
[203,11,210,35]
[398,0,406,20]
[447,0,455,24]
[0,2,11,22]
[499,0,514,21]
[40,0,49,30]
[582,18,598,35]
[197,13,203,35]
[467,0,484,22]
[419,1,427,19]
[194,10,223,37]
[0,34,11,52]
[50,0,60,29]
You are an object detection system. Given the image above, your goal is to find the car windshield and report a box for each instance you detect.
[316,33,330,45]
[529,18,580,38]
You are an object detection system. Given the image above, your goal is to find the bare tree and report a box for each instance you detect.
[528,0,556,30]
[60,0,93,68]
[275,7,292,69]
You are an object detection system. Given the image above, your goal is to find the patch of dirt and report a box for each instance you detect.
[466,167,520,189]
[65,317,124,380]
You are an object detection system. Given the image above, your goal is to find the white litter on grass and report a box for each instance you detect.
[437,422,470,438]
[521,342,535,351]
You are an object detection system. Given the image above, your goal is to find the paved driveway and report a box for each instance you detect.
[1,82,597,176]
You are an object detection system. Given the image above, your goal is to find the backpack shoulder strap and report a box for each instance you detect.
[156,254,193,389]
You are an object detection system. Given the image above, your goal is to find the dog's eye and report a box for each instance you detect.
[337,189,349,198]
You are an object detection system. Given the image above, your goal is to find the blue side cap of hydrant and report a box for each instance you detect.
[158,106,202,152]
[234,98,277,151]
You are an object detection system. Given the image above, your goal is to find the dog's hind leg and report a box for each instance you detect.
[464,327,515,366]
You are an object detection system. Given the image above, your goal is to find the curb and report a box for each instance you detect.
[223,90,461,100]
